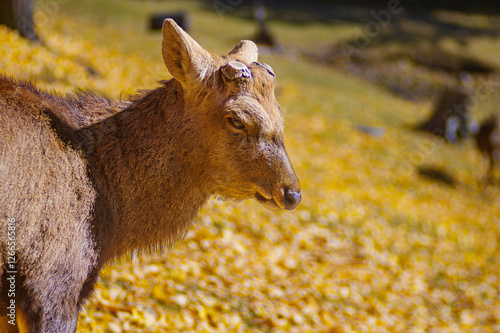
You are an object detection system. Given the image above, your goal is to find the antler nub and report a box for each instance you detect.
[254,62,275,77]
[222,60,252,80]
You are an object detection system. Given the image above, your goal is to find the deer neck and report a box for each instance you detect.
[84,80,212,261]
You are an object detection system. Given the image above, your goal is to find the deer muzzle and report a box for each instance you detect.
[254,148,301,211]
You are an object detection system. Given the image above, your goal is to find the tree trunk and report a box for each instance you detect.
[0,0,38,41]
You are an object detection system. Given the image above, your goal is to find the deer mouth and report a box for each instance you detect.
[255,192,283,211]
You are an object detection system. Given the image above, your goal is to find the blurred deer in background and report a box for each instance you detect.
[474,114,500,184]
[0,19,301,332]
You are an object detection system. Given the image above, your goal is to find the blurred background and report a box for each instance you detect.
[1,0,499,332]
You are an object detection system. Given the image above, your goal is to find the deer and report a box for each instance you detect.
[0,19,301,332]
[474,114,500,184]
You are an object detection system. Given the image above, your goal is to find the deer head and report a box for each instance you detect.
[161,19,301,211]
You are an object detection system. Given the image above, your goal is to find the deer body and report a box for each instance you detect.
[0,20,300,332]
[475,115,500,184]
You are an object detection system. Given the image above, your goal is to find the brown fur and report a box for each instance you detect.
[475,114,500,184]
[0,19,300,332]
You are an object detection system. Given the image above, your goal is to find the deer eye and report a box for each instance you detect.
[228,117,245,130]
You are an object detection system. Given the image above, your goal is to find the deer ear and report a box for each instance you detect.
[162,19,215,85]
[228,40,258,64]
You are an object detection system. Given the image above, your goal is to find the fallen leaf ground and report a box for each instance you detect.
[1,1,499,332]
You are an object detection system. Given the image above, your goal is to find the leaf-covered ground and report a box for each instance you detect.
[1,1,499,332]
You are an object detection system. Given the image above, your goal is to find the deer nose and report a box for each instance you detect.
[284,188,301,211]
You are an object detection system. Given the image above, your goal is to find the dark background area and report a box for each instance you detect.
[203,0,500,23]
